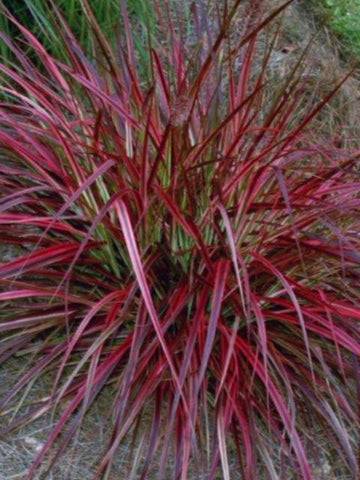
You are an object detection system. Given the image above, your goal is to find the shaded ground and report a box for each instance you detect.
[0,357,354,479]
[0,357,118,479]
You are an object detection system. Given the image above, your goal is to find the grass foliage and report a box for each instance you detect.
[0,0,359,478]
[319,0,360,59]
[0,0,155,73]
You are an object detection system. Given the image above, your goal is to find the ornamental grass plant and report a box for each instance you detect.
[0,1,359,479]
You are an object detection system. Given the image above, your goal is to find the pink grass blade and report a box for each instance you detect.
[196,260,230,393]
[115,200,188,407]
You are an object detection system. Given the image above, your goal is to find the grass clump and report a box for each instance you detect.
[0,1,359,479]
[317,0,360,59]
[0,0,156,76]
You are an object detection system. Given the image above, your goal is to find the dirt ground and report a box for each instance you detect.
[0,357,118,479]
[0,357,353,479]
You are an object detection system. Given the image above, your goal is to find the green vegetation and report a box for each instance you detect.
[0,0,155,76]
[320,0,360,59]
